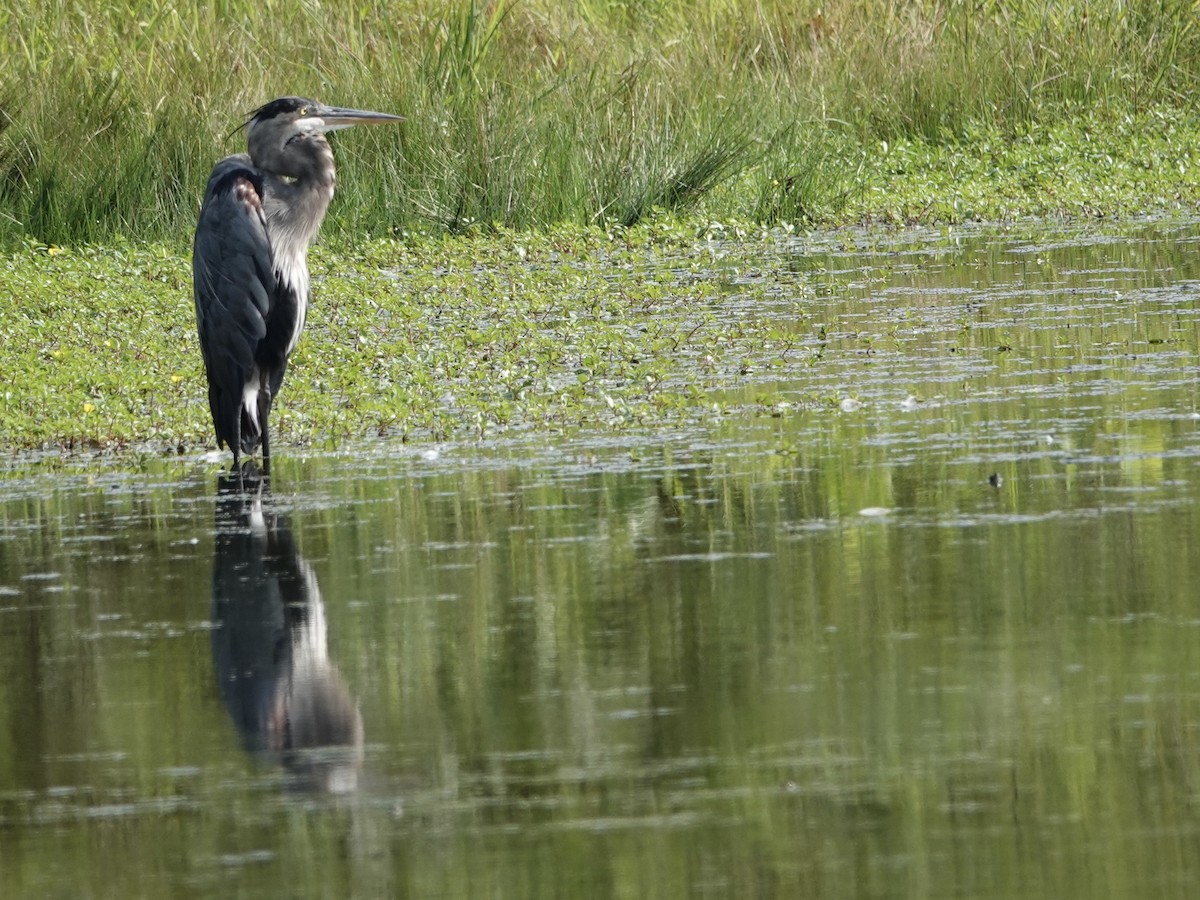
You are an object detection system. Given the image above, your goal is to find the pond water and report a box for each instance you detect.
[4,220,1200,898]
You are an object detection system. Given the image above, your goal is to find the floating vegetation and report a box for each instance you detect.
[0,224,828,451]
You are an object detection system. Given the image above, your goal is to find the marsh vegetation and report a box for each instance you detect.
[2,0,1199,245]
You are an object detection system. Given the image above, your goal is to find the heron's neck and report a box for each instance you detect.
[246,127,336,252]
[262,164,336,263]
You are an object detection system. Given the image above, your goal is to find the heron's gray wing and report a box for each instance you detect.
[192,156,277,383]
[193,157,278,448]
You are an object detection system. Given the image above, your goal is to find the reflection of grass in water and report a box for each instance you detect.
[6,403,1200,895]
[335,442,1200,897]
[3,1,1200,243]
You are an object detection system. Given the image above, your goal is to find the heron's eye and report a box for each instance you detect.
[298,105,310,117]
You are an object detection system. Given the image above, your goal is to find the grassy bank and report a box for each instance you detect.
[2,1,1199,244]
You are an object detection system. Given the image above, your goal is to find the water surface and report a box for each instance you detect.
[3,221,1200,898]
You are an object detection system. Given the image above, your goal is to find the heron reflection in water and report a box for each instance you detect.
[210,470,363,793]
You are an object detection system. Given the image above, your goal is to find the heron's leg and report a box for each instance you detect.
[231,407,242,480]
[260,388,274,478]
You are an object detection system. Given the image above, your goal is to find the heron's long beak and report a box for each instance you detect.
[314,105,404,132]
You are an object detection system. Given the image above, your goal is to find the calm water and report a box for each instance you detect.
[4,221,1200,898]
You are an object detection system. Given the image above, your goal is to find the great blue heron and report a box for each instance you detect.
[192,97,402,475]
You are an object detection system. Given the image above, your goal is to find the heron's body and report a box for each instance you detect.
[192,97,400,474]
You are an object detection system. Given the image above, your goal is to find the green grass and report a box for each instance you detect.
[2,0,1199,245]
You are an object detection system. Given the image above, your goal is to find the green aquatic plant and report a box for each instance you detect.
[0,226,828,451]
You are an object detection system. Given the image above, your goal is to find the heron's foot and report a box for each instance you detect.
[234,458,259,475]
[232,458,267,493]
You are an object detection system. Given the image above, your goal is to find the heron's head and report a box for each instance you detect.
[243,96,403,178]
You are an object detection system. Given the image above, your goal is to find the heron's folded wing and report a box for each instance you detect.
[192,158,278,389]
